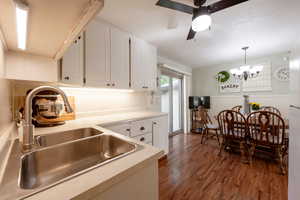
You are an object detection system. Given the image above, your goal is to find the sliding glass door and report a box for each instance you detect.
[160,71,183,135]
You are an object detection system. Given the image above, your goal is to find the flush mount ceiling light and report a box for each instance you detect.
[14,0,29,50]
[230,47,264,81]
[191,8,211,32]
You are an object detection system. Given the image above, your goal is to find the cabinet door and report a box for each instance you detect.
[105,123,131,137]
[152,115,169,155]
[85,20,111,87]
[61,35,84,85]
[131,37,145,89]
[144,43,157,90]
[131,37,157,90]
[110,27,130,89]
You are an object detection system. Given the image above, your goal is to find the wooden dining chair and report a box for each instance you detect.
[232,105,242,113]
[260,106,281,116]
[195,107,220,145]
[247,111,287,174]
[217,110,248,162]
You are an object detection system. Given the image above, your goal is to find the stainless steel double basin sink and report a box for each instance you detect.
[19,128,138,190]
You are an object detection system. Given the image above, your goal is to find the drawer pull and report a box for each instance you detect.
[126,128,130,132]
[140,127,145,131]
[140,137,145,142]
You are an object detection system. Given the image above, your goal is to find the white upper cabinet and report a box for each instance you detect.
[110,27,130,89]
[131,37,157,90]
[61,35,84,85]
[85,20,130,88]
[61,19,157,90]
[85,20,111,88]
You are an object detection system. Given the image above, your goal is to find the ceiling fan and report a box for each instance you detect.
[156,0,249,40]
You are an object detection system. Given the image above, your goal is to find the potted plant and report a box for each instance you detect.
[250,102,260,111]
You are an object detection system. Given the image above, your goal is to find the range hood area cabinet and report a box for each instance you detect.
[60,19,157,90]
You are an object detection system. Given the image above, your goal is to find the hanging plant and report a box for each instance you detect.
[217,71,230,83]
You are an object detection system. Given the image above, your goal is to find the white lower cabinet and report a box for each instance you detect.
[73,162,159,200]
[105,123,131,137]
[103,115,169,155]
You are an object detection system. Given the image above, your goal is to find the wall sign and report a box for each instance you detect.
[217,71,241,93]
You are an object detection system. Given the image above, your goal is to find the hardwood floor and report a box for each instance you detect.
[159,133,288,200]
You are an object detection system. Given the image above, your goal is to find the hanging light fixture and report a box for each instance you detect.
[230,47,263,81]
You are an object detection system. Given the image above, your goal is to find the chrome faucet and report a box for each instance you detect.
[22,86,73,151]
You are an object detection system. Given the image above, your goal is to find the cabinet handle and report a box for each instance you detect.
[140,127,145,131]
[64,76,70,80]
[142,86,149,89]
[153,122,157,125]
[140,137,145,142]
[112,83,115,87]
[106,83,111,86]
[126,128,130,132]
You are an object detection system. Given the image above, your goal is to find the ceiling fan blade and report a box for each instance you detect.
[208,0,249,14]
[156,0,194,15]
[187,28,196,40]
[194,0,207,7]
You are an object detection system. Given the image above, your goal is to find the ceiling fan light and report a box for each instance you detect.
[191,14,211,32]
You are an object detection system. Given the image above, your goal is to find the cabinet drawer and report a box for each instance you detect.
[133,133,152,144]
[106,124,131,137]
[130,119,152,137]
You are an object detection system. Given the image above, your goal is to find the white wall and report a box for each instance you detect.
[61,88,149,118]
[5,51,58,82]
[192,52,290,118]
[0,40,12,136]
[12,81,149,119]
[0,39,13,178]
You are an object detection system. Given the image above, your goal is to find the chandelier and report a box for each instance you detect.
[230,47,263,81]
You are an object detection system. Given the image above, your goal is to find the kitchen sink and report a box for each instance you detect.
[35,128,103,147]
[20,134,137,190]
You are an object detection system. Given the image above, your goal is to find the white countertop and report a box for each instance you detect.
[35,110,168,136]
[1,111,166,200]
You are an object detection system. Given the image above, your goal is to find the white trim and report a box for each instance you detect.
[0,28,8,50]
[159,64,192,76]
[0,123,15,184]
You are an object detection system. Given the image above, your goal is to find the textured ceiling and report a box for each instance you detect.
[98,0,300,68]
